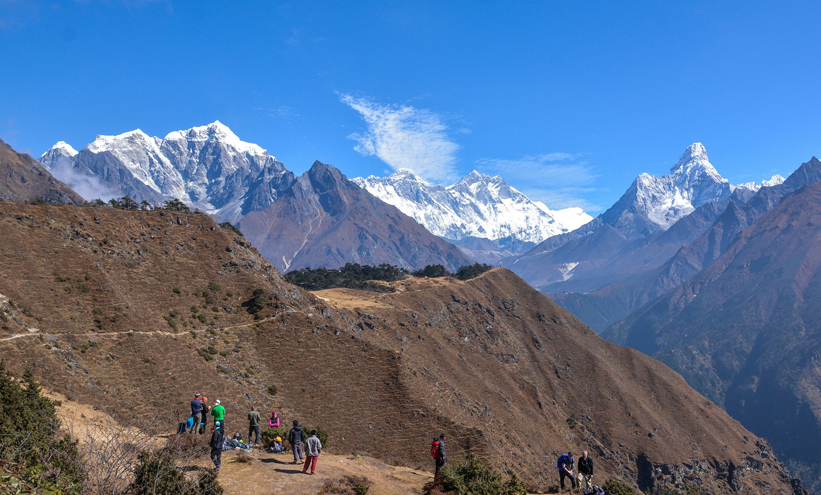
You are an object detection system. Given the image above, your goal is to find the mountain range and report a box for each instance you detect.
[38,122,475,271]
[354,169,591,261]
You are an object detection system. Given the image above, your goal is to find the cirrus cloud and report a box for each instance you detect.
[340,94,460,183]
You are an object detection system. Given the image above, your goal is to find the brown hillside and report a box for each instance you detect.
[0,202,804,494]
[0,138,84,204]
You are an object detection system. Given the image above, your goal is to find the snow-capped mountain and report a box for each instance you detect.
[39,121,295,223]
[733,174,786,193]
[601,142,734,233]
[353,169,591,247]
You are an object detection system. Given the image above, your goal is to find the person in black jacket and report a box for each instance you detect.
[578,450,594,491]
[288,420,305,464]
[434,434,447,475]
[209,426,225,470]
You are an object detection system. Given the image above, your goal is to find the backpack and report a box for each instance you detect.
[271,441,283,454]
[430,440,440,459]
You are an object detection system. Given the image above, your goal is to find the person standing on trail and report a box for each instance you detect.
[209,424,225,470]
[302,429,322,475]
[211,399,225,431]
[288,419,305,464]
[247,406,261,446]
[578,450,594,491]
[433,434,447,476]
[199,397,209,434]
[190,393,203,434]
[557,451,576,491]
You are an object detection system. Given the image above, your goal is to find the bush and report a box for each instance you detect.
[303,426,329,450]
[0,363,85,493]
[602,479,638,495]
[426,455,525,495]
[267,384,278,396]
[243,288,267,315]
[129,448,221,494]
[319,475,372,495]
[261,427,289,450]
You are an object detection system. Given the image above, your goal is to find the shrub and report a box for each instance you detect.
[602,479,638,495]
[261,427,288,449]
[319,475,372,495]
[0,363,85,493]
[129,447,221,494]
[427,455,526,495]
[267,384,278,396]
[208,282,221,292]
[243,288,267,315]
[198,314,208,323]
[172,287,182,294]
[284,263,408,292]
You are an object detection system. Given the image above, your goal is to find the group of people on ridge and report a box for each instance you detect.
[187,393,322,474]
[557,450,604,494]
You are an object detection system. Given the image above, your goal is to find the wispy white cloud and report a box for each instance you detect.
[340,94,460,183]
[476,153,603,212]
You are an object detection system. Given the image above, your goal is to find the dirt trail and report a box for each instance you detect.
[49,389,431,494]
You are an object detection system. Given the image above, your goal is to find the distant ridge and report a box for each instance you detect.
[0,137,83,205]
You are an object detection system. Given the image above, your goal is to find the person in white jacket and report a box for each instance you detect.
[302,430,322,475]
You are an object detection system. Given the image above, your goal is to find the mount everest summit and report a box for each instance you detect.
[353,169,591,256]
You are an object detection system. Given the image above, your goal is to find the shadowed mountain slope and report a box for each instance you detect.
[238,161,473,272]
[607,181,821,489]
[0,202,806,493]
[0,138,84,205]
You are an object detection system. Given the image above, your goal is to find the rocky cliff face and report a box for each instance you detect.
[0,201,805,493]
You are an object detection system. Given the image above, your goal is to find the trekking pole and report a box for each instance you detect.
[175,409,180,422]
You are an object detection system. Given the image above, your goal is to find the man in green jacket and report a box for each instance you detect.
[211,399,226,430]
[247,406,261,446]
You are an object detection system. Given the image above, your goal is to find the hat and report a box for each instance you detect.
[275,436,282,442]
[568,451,574,456]
[272,410,277,415]
[215,399,221,405]
[202,397,207,402]
[195,393,201,397]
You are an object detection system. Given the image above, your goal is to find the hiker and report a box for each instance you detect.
[583,487,605,495]
[209,423,225,470]
[431,434,447,476]
[557,451,576,491]
[268,410,280,428]
[190,393,203,434]
[211,399,225,430]
[185,415,194,432]
[248,406,261,446]
[302,429,322,475]
[200,397,209,434]
[269,435,284,453]
[289,419,305,464]
[578,450,594,490]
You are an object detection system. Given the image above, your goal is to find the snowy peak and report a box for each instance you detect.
[38,122,293,224]
[163,121,267,156]
[49,141,78,157]
[354,170,592,245]
[670,142,725,183]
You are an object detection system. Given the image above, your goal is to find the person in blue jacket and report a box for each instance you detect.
[557,451,576,490]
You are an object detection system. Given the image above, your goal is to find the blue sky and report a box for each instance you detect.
[1,1,820,212]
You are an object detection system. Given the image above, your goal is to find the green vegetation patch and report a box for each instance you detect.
[285,263,408,292]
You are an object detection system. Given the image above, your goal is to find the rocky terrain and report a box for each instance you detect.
[1,137,84,205]
[0,201,806,493]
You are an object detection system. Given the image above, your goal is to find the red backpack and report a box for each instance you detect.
[430,440,440,458]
